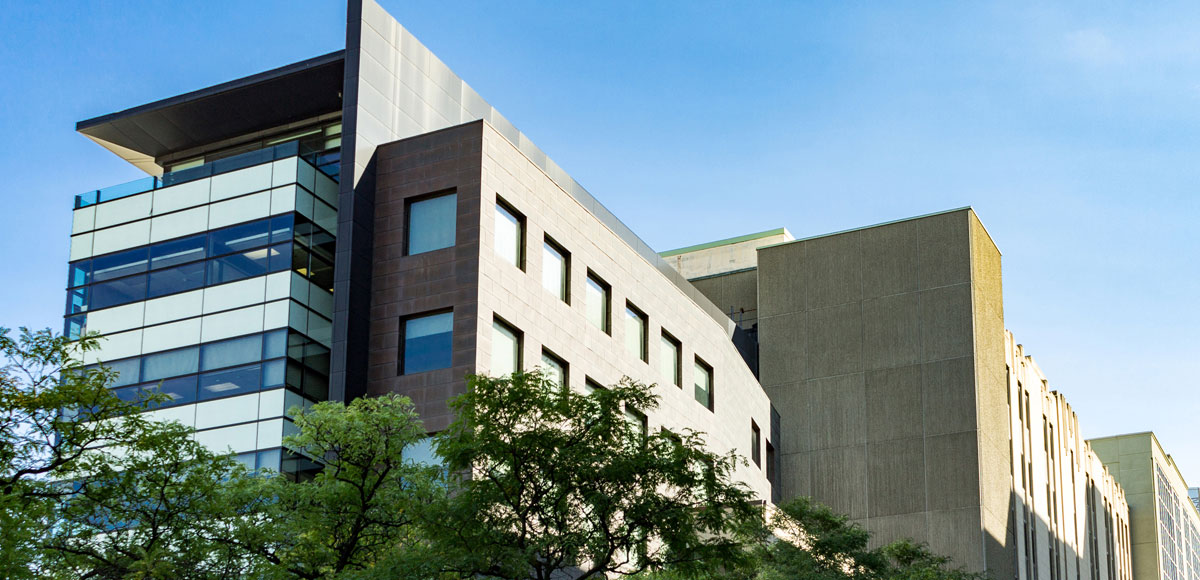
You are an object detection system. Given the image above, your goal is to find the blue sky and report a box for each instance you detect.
[1,1,1196,476]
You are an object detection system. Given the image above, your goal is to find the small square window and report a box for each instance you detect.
[406,192,457,255]
[494,199,525,269]
[694,357,713,411]
[491,317,522,377]
[401,311,454,374]
[542,237,569,303]
[585,271,610,334]
[624,302,648,362]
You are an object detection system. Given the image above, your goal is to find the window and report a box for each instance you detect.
[624,302,648,362]
[624,406,648,438]
[401,311,453,374]
[660,331,681,387]
[494,199,524,269]
[147,261,205,298]
[542,237,569,302]
[540,349,567,389]
[694,358,713,411]
[209,220,271,256]
[750,420,761,467]
[92,247,148,282]
[149,234,206,269]
[142,347,200,381]
[584,377,605,396]
[766,441,776,487]
[491,318,521,376]
[585,271,610,334]
[199,363,260,400]
[407,192,457,255]
[202,334,262,371]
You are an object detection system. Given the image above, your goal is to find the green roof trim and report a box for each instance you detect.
[659,228,789,258]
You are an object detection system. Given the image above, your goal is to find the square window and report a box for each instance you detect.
[694,358,713,411]
[542,237,569,303]
[585,271,610,334]
[494,199,525,269]
[540,348,568,389]
[660,331,681,387]
[401,311,454,374]
[491,317,522,377]
[407,192,457,255]
[624,302,647,362]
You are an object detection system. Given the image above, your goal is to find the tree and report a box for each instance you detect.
[426,371,763,580]
[0,327,253,579]
[221,394,446,580]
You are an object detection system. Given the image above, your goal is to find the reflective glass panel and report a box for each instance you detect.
[198,364,261,400]
[67,261,91,288]
[624,305,646,362]
[660,333,681,387]
[407,193,457,255]
[201,334,262,371]
[90,275,147,310]
[92,248,149,282]
[149,235,206,270]
[694,360,713,410]
[141,347,200,381]
[206,247,270,285]
[66,287,88,315]
[494,202,522,268]
[107,358,142,388]
[269,214,294,244]
[147,261,205,299]
[402,312,453,374]
[540,351,566,388]
[586,275,609,333]
[491,319,520,377]
[209,219,270,256]
[542,241,567,302]
[147,375,198,406]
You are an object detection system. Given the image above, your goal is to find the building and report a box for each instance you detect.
[64,0,777,497]
[664,209,1132,579]
[62,0,1136,575]
[1089,433,1200,580]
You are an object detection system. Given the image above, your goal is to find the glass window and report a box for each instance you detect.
[206,247,270,285]
[624,303,647,362]
[149,235,206,270]
[541,239,568,302]
[308,253,334,292]
[92,247,149,282]
[66,287,88,315]
[407,193,457,255]
[202,334,263,371]
[209,219,270,256]
[494,200,523,269]
[64,315,86,341]
[540,349,567,389]
[262,359,286,388]
[67,260,91,288]
[263,329,287,359]
[106,358,141,388]
[199,363,261,400]
[694,358,713,411]
[269,214,294,245]
[584,378,605,396]
[660,332,681,387]
[145,375,198,407]
[402,437,442,466]
[624,407,647,438]
[268,243,292,273]
[585,272,610,334]
[751,421,761,467]
[90,275,147,310]
[491,318,521,377]
[147,261,205,299]
[402,311,453,374]
[141,347,199,381]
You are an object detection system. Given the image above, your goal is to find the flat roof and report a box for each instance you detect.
[659,227,791,257]
[77,50,345,174]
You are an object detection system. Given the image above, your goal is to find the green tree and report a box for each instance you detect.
[221,394,445,580]
[426,371,763,580]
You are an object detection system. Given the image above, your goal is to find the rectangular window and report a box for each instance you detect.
[584,377,605,396]
[208,220,271,256]
[491,318,521,377]
[199,363,260,400]
[141,347,200,381]
[147,261,205,298]
[494,199,524,269]
[149,234,207,270]
[541,237,569,302]
[766,441,776,487]
[624,406,648,438]
[694,358,713,411]
[750,420,762,467]
[407,192,457,255]
[91,247,149,282]
[660,331,681,387]
[89,275,147,310]
[539,349,567,389]
[201,334,262,371]
[401,311,454,374]
[585,271,610,334]
[624,302,647,362]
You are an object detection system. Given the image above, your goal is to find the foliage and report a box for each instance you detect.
[425,370,763,580]
[221,394,445,580]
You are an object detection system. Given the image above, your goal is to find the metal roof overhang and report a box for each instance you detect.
[76,50,346,175]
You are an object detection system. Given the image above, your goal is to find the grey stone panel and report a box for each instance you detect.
[922,356,977,436]
[780,451,812,500]
[808,373,866,450]
[862,292,921,370]
[917,210,971,290]
[865,365,923,442]
[756,242,806,318]
[804,232,862,310]
[867,437,927,517]
[806,303,863,379]
[867,512,930,549]
[928,507,986,572]
[757,312,808,388]
[813,445,869,520]
[925,431,982,511]
[860,215,919,300]
[918,283,974,363]
[766,382,810,453]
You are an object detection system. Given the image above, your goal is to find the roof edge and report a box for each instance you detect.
[757,206,975,252]
[660,227,791,257]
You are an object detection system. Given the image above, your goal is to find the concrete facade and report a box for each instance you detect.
[1089,433,1200,580]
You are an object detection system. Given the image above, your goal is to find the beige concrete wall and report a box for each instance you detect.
[663,229,792,280]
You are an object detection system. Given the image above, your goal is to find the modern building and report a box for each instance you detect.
[62,0,1137,575]
[1089,433,1200,580]
[664,209,1132,579]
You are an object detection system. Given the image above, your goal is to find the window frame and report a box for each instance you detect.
[399,309,455,375]
[750,420,762,467]
[540,347,568,389]
[693,356,714,412]
[624,301,648,363]
[491,316,523,377]
[494,197,526,270]
[541,235,570,303]
[660,330,682,387]
[404,190,458,256]
[585,270,611,335]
